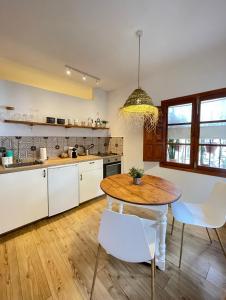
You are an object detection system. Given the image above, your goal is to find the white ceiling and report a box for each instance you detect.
[1,0,226,91]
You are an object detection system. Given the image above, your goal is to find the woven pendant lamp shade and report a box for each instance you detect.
[120,31,158,132]
[120,88,158,131]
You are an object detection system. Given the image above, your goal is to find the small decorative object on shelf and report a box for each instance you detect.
[128,167,144,185]
[57,118,65,125]
[5,106,15,111]
[46,117,55,124]
[74,119,79,126]
[87,117,93,127]
[101,120,108,128]
[95,112,101,127]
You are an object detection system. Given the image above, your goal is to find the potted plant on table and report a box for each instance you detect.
[128,167,144,185]
[168,139,179,161]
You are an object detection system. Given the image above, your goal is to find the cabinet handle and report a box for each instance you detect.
[43,170,46,178]
[80,174,82,180]
[89,161,95,164]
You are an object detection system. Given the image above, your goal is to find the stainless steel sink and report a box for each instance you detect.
[5,161,43,168]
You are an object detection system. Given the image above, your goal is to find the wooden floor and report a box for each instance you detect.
[0,196,226,300]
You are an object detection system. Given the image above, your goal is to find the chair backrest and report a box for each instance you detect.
[98,209,155,263]
[204,181,226,227]
[148,165,226,204]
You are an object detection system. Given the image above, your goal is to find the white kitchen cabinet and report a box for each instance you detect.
[0,168,48,234]
[48,164,79,216]
[79,159,103,203]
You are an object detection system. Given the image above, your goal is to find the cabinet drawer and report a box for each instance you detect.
[79,159,103,172]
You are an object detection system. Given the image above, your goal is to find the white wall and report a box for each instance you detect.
[107,44,226,172]
[0,80,108,137]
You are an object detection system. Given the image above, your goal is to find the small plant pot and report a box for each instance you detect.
[205,145,217,154]
[133,177,142,185]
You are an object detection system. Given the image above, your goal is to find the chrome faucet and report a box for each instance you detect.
[79,144,94,156]
[79,145,86,155]
[86,143,94,155]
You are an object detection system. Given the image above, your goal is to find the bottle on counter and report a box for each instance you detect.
[68,147,73,158]
[6,149,13,164]
[0,147,6,162]
[72,148,77,158]
[40,147,47,161]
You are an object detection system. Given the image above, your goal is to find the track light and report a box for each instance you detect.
[66,68,71,76]
[64,64,100,83]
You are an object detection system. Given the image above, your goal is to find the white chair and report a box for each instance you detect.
[171,181,226,268]
[90,209,157,299]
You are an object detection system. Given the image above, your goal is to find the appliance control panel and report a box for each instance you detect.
[103,155,121,165]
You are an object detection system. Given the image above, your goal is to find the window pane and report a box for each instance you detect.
[200,97,226,121]
[168,124,191,141]
[167,138,190,144]
[167,144,190,164]
[168,103,192,124]
[198,146,226,169]
[199,122,226,144]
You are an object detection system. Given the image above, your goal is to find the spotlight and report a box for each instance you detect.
[82,75,87,81]
[66,68,71,76]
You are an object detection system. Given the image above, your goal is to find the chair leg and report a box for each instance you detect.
[171,217,175,235]
[179,223,185,269]
[214,228,226,258]
[151,257,155,300]
[90,244,101,300]
[206,228,212,244]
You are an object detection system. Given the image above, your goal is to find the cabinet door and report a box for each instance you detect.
[143,106,165,162]
[80,168,103,203]
[0,168,48,234]
[48,164,79,216]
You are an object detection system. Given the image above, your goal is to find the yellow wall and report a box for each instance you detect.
[0,58,93,100]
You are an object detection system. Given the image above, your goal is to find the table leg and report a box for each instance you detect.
[157,207,168,271]
[119,203,124,214]
[107,196,113,210]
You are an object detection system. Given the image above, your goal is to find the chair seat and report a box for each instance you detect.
[171,201,218,228]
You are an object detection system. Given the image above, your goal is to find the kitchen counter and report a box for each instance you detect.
[0,155,102,174]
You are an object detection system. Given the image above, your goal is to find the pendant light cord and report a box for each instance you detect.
[138,33,140,88]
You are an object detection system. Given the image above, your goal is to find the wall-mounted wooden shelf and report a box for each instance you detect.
[4,120,110,130]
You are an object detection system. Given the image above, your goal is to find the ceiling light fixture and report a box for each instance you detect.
[66,68,71,76]
[120,30,158,132]
[64,65,100,84]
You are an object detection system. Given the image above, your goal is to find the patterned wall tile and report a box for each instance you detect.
[68,137,77,147]
[0,135,124,160]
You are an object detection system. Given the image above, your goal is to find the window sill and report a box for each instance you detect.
[159,162,226,178]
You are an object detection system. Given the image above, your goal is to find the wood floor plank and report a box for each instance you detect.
[32,221,85,300]
[0,241,12,300]
[0,197,225,300]
[5,238,23,300]
[15,229,52,300]
[48,213,119,299]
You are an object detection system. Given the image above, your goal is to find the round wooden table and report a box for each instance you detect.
[100,174,181,271]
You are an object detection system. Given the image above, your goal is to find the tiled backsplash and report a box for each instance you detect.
[0,136,123,160]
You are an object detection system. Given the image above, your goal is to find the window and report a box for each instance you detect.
[161,88,226,177]
[167,103,192,164]
[198,98,226,169]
